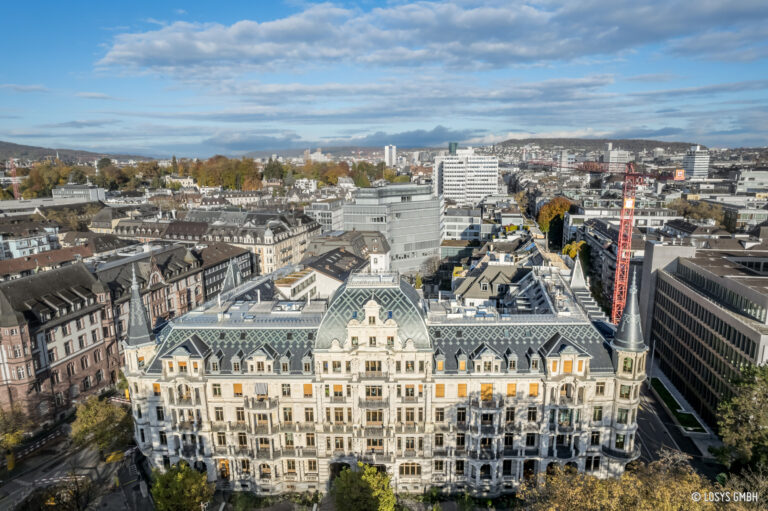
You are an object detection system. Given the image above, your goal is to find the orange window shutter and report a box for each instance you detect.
[552,361,558,372]
[138,356,144,363]
[168,362,173,370]
[153,383,160,394]
[529,383,539,397]
[564,361,573,373]
[193,362,198,369]
[418,384,423,393]
[458,383,467,397]
[437,360,444,371]
[333,384,342,393]
[303,384,313,396]
[481,383,493,401]
[178,361,187,368]
[578,360,584,372]
[507,383,516,396]
[435,384,445,398]
[459,360,466,371]
[234,383,242,394]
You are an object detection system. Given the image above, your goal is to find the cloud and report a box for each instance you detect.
[175,9,186,15]
[76,92,121,100]
[97,1,768,74]
[40,119,119,129]
[0,84,50,93]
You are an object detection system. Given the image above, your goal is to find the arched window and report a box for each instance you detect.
[622,357,633,373]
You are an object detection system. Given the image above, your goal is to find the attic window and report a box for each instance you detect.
[481,283,488,291]
[531,359,539,370]
[240,332,246,340]
[434,330,441,338]
[219,332,225,339]
[456,330,463,338]
[308,332,314,340]
[287,333,293,340]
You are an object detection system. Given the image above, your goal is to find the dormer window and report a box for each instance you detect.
[211,361,219,372]
[369,336,377,347]
[484,361,492,372]
[257,361,264,372]
[178,362,187,373]
[233,362,240,372]
[387,336,394,347]
[481,283,488,291]
[351,336,358,346]
[531,359,539,370]
[281,362,289,373]
[369,316,376,325]
[509,360,517,370]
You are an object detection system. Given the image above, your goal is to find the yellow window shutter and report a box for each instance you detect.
[458,383,467,397]
[481,383,493,401]
[436,360,444,371]
[153,383,160,395]
[552,361,558,372]
[233,383,243,395]
[435,384,445,398]
[564,360,573,373]
[578,360,584,372]
[333,384,342,393]
[529,383,538,397]
[178,361,187,368]
[459,360,466,371]
[507,383,516,397]
[303,384,313,397]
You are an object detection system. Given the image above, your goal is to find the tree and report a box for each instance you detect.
[331,462,395,511]
[667,198,725,227]
[152,461,214,511]
[97,158,112,171]
[414,274,423,289]
[0,403,30,452]
[71,396,133,456]
[562,240,586,259]
[171,155,178,173]
[263,158,284,181]
[519,450,715,511]
[513,190,529,215]
[716,365,768,470]
[537,197,572,234]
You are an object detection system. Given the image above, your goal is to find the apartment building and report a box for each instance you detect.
[123,269,646,497]
[0,264,120,424]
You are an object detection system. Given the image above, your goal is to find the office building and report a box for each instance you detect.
[682,145,710,180]
[305,199,345,234]
[385,145,397,167]
[602,143,630,170]
[434,149,499,206]
[52,183,107,202]
[640,242,768,427]
[123,269,646,496]
[344,185,441,273]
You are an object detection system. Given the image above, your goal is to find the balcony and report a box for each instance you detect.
[470,397,504,409]
[394,422,423,434]
[330,396,347,404]
[524,447,539,456]
[399,449,421,458]
[400,395,419,403]
[211,421,228,432]
[255,449,274,460]
[555,446,578,459]
[231,421,249,432]
[181,445,197,457]
[254,423,270,434]
[469,449,499,460]
[359,371,387,380]
[601,445,640,460]
[433,448,448,457]
[302,448,317,457]
[359,398,389,408]
[175,421,197,432]
[213,445,229,455]
[246,397,278,410]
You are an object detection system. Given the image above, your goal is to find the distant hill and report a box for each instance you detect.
[0,140,150,163]
[497,138,700,153]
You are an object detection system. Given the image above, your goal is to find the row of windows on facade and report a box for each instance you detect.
[146,397,634,429]
[45,311,102,340]
[653,307,740,399]
[656,278,758,362]
[48,328,105,362]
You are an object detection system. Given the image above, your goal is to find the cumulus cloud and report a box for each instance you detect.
[97,1,768,74]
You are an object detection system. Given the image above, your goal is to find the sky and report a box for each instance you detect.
[0,0,767,158]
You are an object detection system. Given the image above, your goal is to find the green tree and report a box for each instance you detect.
[97,158,112,171]
[331,462,395,511]
[0,403,30,452]
[71,396,133,456]
[171,155,178,173]
[263,158,284,181]
[151,461,214,511]
[716,365,768,470]
[414,274,423,289]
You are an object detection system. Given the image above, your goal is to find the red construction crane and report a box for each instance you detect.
[6,159,20,199]
[523,159,643,324]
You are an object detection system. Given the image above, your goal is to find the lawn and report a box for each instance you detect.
[650,378,706,433]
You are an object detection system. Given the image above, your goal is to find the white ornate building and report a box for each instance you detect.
[123,263,646,496]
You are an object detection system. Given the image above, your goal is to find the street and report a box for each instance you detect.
[636,384,725,481]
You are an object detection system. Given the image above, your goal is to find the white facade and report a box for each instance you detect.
[602,143,630,170]
[305,200,345,234]
[385,145,397,167]
[735,170,768,194]
[295,179,319,193]
[434,149,499,206]
[683,145,710,180]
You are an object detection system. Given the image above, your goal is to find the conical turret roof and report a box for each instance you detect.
[612,270,645,352]
[126,264,155,347]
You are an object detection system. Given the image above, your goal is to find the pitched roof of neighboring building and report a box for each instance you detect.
[0,263,107,328]
[0,245,93,277]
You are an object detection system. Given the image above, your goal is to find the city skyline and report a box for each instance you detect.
[1,0,767,157]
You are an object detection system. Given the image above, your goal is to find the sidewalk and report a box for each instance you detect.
[649,361,722,458]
